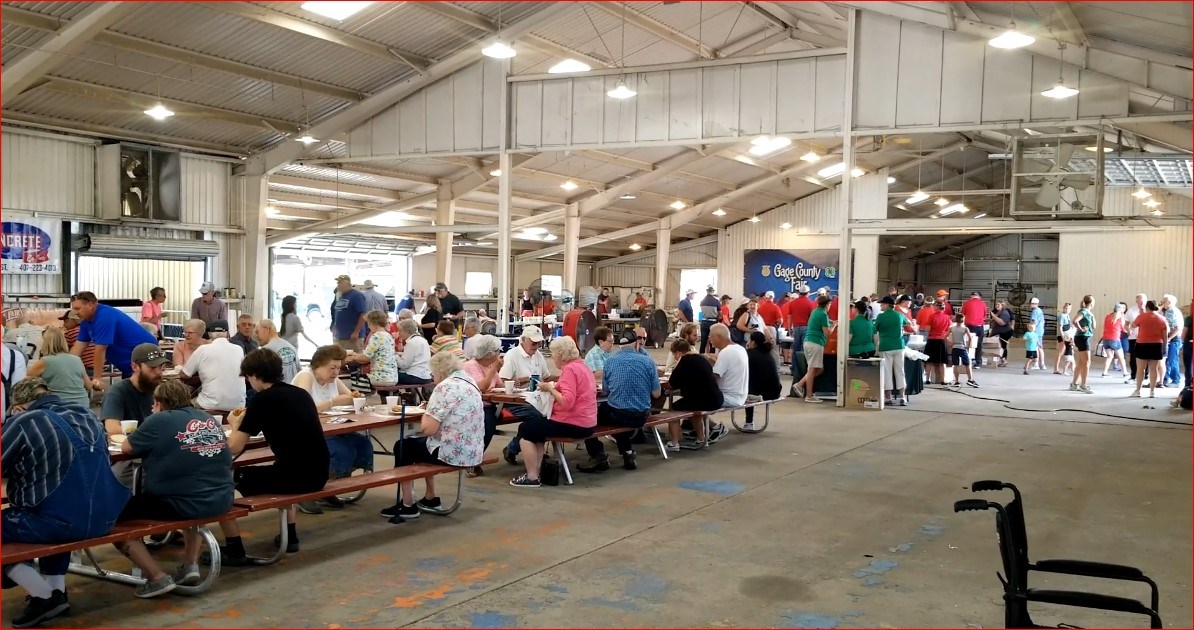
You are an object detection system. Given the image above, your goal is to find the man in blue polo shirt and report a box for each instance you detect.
[330,275,368,352]
[578,342,661,474]
[68,291,156,382]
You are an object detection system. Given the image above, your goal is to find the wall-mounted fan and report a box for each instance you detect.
[1010,133,1103,219]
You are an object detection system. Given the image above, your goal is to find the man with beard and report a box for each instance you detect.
[101,344,167,486]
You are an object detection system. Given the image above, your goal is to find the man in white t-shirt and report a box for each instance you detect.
[1124,293,1146,384]
[498,326,553,385]
[181,320,246,411]
[702,324,747,445]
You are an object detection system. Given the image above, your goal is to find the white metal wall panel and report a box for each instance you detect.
[76,256,203,316]
[939,31,985,125]
[2,130,95,217]
[1102,188,1194,217]
[596,266,653,290]
[1076,70,1130,118]
[347,60,502,158]
[962,260,1020,296]
[180,156,231,227]
[511,53,847,150]
[1021,262,1058,285]
[981,48,1033,123]
[923,261,962,284]
[1030,56,1080,121]
[854,12,900,129]
[895,22,944,127]
[1021,238,1058,261]
[964,234,1021,258]
[2,271,61,295]
[1058,227,1192,308]
[211,232,244,295]
[412,254,593,298]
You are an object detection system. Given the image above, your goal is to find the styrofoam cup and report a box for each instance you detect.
[504,380,515,394]
[120,420,137,435]
[352,397,366,412]
[386,395,400,407]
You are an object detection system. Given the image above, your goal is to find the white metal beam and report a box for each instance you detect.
[1050,2,1089,48]
[578,148,714,215]
[593,234,719,268]
[2,111,251,156]
[249,3,571,176]
[589,2,717,59]
[1,2,139,106]
[517,221,661,261]
[265,191,438,246]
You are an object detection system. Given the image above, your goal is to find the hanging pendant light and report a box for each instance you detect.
[482,4,516,58]
[989,4,1034,49]
[1041,43,1078,99]
[608,80,637,99]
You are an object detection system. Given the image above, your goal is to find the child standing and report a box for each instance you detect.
[949,313,979,388]
[1057,332,1075,377]
[1023,322,1039,375]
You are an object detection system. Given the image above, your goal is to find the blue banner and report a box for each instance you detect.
[743,249,839,298]
[1,219,61,275]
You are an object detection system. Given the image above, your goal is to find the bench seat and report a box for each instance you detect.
[544,410,697,444]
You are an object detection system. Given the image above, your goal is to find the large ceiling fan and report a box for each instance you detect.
[1021,141,1093,208]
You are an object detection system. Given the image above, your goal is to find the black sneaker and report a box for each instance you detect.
[416,497,443,514]
[12,590,69,628]
[379,504,400,518]
[273,535,300,553]
[502,446,518,466]
[509,474,541,488]
[577,455,611,473]
[201,546,248,567]
[380,503,420,519]
[622,451,637,471]
[319,495,345,509]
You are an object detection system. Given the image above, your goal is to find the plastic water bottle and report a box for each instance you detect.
[529,373,540,390]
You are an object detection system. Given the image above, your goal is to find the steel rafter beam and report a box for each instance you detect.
[2,110,252,156]
[265,191,438,246]
[2,2,139,106]
[588,2,718,60]
[1050,2,1089,48]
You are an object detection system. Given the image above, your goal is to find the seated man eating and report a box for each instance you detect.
[577,338,661,473]
[181,320,246,412]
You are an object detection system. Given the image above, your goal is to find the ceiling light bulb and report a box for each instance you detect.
[711,208,726,217]
[607,80,636,99]
[1152,209,1164,216]
[265,206,279,216]
[887,177,896,184]
[560,180,578,191]
[490,169,501,177]
[748,216,760,223]
[1084,146,1112,153]
[1143,199,1161,208]
[850,168,866,178]
[482,41,516,59]
[800,151,822,163]
[629,243,642,251]
[670,200,686,210]
[548,59,591,74]
[1041,82,1079,99]
[542,233,558,241]
[301,1,372,20]
[940,203,969,215]
[1132,188,1152,199]
[906,191,929,205]
[989,26,1035,49]
[779,222,792,230]
[748,136,792,157]
[750,136,772,146]
[620,193,636,200]
[817,162,846,178]
[523,227,548,235]
[935,198,950,206]
[295,134,319,145]
[144,104,174,120]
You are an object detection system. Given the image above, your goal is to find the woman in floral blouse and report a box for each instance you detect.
[379,351,484,522]
[345,310,398,386]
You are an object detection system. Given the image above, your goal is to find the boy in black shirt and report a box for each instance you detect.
[212,349,329,565]
[665,339,723,450]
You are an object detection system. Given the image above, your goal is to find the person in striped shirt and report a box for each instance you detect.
[429,320,465,359]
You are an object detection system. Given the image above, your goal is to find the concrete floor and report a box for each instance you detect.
[4,351,1190,628]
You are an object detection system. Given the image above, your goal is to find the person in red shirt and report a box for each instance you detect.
[924,301,952,385]
[960,291,990,367]
[936,289,954,316]
[719,295,732,326]
[916,299,937,332]
[1130,299,1169,398]
[1100,302,1126,378]
[757,291,783,329]
[632,292,648,315]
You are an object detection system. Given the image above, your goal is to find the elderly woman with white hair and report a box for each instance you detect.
[510,336,596,488]
[379,351,484,522]
[393,318,432,385]
[1160,294,1184,387]
[461,335,504,477]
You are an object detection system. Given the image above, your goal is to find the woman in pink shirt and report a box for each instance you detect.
[510,336,597,488]
[141,287,166,335]
[1100,302,1126,378]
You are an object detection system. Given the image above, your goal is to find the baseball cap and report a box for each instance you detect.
[880,295,896,306]
[970,291,981,297]
[937,289,948,297]
[131,343,170,367]
[59,309,79,321]
[199,281,215,294]
[686,289,696,295]
[897,294,912,303]
[335,274,351,282]
[520,326,544,342]
[208,319,230,333]
[1030,297,1040,304]
[10,378,49,406]
[797,283,810,294]
[764,291,775,299]
[434,282,448,291]
[706,286,716,293]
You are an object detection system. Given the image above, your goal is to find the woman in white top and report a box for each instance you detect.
[291,344,372,513]
[394,319,433,384]
[734,298,765,345]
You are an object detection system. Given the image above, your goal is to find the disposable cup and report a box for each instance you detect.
[352,397,367,412]
[386,395,400,407]
[504,380,515,394]
[120,420,137,435]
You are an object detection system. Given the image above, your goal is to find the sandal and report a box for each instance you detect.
[466,465,484,478]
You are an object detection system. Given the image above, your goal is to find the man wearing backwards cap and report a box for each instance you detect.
[190,282,228,327]
[1029,297,1047,370]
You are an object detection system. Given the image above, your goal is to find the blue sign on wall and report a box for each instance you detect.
[743,249,840,298]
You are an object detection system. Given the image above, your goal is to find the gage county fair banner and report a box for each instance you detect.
[1,217,62,275]
[744,249,839,298]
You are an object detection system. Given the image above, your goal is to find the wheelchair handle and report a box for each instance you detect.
[971,480,1005,492]
[954,499,991,512]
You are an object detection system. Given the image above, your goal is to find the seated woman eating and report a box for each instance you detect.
[393,319,433,385]
[380,352,484,522]
[292,345,373,514]
[510,336,597,488]
[344,310,399,387]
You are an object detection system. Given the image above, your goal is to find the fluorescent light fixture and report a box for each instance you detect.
[523,227,548,235]
[265,206,279,216]
[779,222,792,230]
[560,180,578,191]
[490,169,501,177]
[940,203,969,215]
[800,151,822,163]
[1085,146,1112,153]
[906,191,930,205]
[934,197,950,206]
[295,134,318,145]
[620,193,636,200]
[474,241,493,247]
[748,216,760,223]
[542,233,558,241]
[548,59,591,74]
[1143,199,1161,208]
[1152,209,1164,216]
[734,155,759,167]
[1132,188,1152,199]
[850,167,866,178]
[1023,128,1042,136]
[607,80,636,99]
[817,162,846,178]
[748,136,792,156]
[144,104,174,120]
[894,203,908,211]
[518,232,541,241]
[974,213,988,219]
[301,1,372,20]
[629,243,642,251]
[887,177,896,185]
[361,211,415,227]
[711,208,727,217]
[1041,82,1079,99]
[930,214,940,219]
[670,200,686,210]
[482,41,516,59]
[989,26,1034,49]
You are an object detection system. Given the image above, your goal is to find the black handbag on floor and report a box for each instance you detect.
[540,460,560,486]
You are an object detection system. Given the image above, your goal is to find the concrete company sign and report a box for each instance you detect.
[1,218,61,274]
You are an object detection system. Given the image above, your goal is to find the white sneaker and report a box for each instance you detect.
[1129,390,1141,398]
[1080,386,1093,394]
[1149,392,1156,398]
[664,441,680,453]
[804,396,823,403]
[1068,383,1079,391]
[742,422,756,431]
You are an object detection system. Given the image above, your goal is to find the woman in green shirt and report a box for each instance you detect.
[1070,295,1096,394]
[848,301,876,359]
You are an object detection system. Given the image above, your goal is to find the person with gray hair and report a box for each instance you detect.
[380,351,483,522]
[1160,294,1184,387]
[394,318,432,384]
[173,319,208,368]
[255,319,300,383]
[397,308,415,321]
[511,336,597,488]
[180,320,246,411]
[461,317,481,359]
[2,378,130,626]
[462,335,504,476]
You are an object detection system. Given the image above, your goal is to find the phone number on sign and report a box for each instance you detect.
[1,262,59,273]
